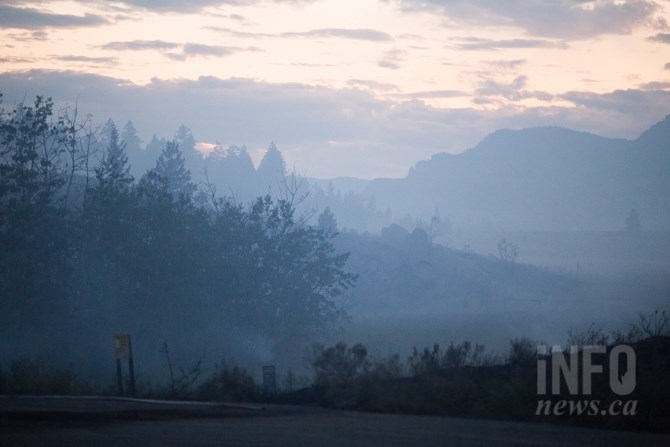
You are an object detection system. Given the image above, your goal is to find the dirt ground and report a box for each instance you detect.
[2,396,669,447]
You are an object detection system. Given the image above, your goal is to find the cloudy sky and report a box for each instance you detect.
[1,0,669,178]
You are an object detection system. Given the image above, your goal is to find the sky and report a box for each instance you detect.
[0,0,669,179]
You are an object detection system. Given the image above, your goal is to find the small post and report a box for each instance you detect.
[127,335,136,397]
[116,358,124,396]
[262,365,276,395]
[113,333,134,397]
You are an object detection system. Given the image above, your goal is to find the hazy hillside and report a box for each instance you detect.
[365,116,670,231]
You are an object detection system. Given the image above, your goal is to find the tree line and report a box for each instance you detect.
[0,93,356,366]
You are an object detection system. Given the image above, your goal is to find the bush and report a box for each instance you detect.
[198,363,258,402]
[309,342,369,387]
[2,358,92,395]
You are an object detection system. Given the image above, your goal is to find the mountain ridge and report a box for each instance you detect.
[364,115,670,231]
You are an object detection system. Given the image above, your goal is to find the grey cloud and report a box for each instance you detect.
[397,90,468,99]
[453,37,567,51]
[205,26,273,39]
[474,75,555,103]
[638,81,670,90]
[106,0,317,13]
[54,55,118,64]
[100,40,180,51]
[665,62,670,70]
[487,59,527,69]
[182,43,238,57]
[648,33,670,43]
[0,5,108,29]
[561,88,670,119]
[347,79,399,92]
[378,48,405,69]
[207,26,391,42]
[396,0,663,39]
[0,70,666,178]
[281,28,392,42]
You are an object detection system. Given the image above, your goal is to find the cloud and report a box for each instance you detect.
[170,44,261,60]
[105,0,318,13]
[378,48,405,69]
[0,5,108,29]
[98,40,257,59]
[395,0,664,39]
[347,79,399,92]
[638,81,670,90]
[396,90,468,100]
[54,55,118,64]
[561,88,670,118]
[648,32,670,43]
[100,40,181,51]
[207,26,392,42]
[452,37,567,51]
[0,70,667,178]
[182,43,240,57]
[280,28,392,42]
[665,62,670,70]
[486,59,527,69]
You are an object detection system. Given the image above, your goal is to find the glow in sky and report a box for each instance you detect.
[1,0,669,178]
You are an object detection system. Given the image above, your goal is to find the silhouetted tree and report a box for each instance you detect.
[257,142,285,193]
[154,140,195,199]
[122,120,142,154]
[0,94,69,331]
[318,207,338,234]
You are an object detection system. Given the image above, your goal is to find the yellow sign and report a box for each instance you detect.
[113,333,130,359]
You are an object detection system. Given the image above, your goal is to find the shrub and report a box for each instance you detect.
[198,363,258,402]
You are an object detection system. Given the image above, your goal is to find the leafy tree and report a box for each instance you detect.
[154,140,196,199]
[0,94,69,330]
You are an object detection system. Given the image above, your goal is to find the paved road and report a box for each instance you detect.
[2,396,669,447]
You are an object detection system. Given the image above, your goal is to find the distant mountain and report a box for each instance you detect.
[365,116,670,231]
[307,177,370,195]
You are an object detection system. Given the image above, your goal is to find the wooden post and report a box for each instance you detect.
[127,335,136,397]
[116,358,124,396]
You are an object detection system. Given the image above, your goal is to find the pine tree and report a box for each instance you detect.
[95,122,133,192]
[122,120,142,154]
[155,140,196,199]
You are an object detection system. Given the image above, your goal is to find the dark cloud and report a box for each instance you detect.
[453,37,567,51]
[648,33,670,43]
[0,70,667,178]
[281,28,392,42]
[100,40,180,51]
[396,0,663,39]
[0,5,108,29]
